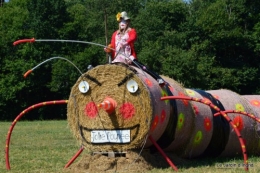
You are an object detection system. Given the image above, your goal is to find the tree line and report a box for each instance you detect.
[1,0,260,120]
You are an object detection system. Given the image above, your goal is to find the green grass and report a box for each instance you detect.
[0,121,79,173]
[0,120,260,173]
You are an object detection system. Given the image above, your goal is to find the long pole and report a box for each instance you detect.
[104,9,110,63]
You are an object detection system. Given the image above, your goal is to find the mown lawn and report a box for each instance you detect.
[0,120,259,173]
[0,121,79,173]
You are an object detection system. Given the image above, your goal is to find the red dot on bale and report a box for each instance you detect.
[85,102,98,118]
[204,117,212,131]
[119,102,135,120]
[145,79,153,87]
[193,105,199,116]
[250,100,260,107]
[178,92,189,106]
[161,110,166,123]
[151,115,159,131]
[233,115,244,132]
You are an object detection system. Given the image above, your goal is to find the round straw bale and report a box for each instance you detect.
[207,89,258,156]
[241,95,260,155]
[159,76,196,156]
[178,89,214,158]
[67,64,153,151]
[130,69,172,148]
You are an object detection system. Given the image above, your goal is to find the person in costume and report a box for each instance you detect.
[104,11,165,86]
[105,11,137,64]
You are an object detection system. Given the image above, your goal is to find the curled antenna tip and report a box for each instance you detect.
[23,69,33,78]
[13,38,36,46]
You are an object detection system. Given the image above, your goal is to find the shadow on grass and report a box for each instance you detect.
[64,149,258,172]
[140,150,256,170]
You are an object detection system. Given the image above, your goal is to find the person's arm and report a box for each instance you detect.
[110,31,117,49]
[110,31,118,58]
[126,29,137,44]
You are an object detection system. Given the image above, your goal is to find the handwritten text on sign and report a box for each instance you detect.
[91,130,130,143]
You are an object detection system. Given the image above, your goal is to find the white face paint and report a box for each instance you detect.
[120,20,128,29]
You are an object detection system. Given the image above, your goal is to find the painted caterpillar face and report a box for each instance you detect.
[67,64,153,151]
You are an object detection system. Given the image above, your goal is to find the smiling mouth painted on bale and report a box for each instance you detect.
[78,66,140,145]
[79,124,140,144]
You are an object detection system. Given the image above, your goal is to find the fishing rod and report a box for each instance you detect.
[13,38,110,49]
[13,38,146,75]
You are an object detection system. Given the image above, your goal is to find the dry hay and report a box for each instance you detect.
[64,150,188,173]
[67,64,153,152]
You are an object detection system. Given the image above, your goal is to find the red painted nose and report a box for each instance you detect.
[97,97,117,114]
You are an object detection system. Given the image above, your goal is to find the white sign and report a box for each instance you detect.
[91,130,130,143]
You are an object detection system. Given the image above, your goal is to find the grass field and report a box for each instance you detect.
[0,120,260,173]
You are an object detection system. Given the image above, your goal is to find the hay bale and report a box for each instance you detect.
[241,95,260,155]
[67,64,151,151]
[160,76,196,156]
[67,64,171,152]
[177,89,214,158]
[207,89,258,156]
[64,150,188,173]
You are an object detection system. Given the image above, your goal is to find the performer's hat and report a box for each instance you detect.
[120,11,130,20]
[117,11,130,21]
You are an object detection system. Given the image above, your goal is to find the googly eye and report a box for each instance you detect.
[78,81,90,93]
[126,79,138,93]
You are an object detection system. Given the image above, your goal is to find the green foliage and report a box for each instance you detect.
[1,0,260,120]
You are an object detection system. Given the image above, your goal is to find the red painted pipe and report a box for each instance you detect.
[149,136,178,171]
[13,38,35,46]
[5,100,68,170]
[214,110,260,123]
[23,69,33,78]
[64,146,84,168]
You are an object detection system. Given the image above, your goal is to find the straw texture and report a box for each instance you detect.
[67,64,153,152]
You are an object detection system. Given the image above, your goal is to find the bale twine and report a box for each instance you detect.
[178,89,214,158]
[207,89,257,157]
[241,95,260,155]
[159,76,196,156]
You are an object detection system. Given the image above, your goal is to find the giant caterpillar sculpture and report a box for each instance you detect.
[5,38,260,172]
